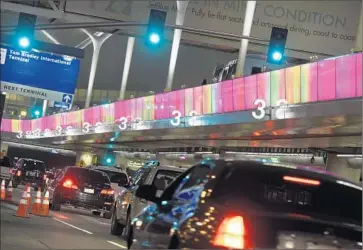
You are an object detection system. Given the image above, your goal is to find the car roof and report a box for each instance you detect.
[151,165,186,173]
[19,158,44,163]
[88,165,127,173]
[202,159,361,187]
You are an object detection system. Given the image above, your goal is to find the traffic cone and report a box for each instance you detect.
[31,188,42,215]
[26,185,31,207]
[39,190,50,217]
[14,190,30,218]
[5,180,13,202]
[0,180,5,200]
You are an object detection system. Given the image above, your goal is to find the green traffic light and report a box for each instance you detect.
[18,37,30,48]
[149,33,160,44]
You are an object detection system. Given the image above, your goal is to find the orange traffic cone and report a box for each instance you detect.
[5,180,13,202]
[39,190,50,217]
[31,188,42,215]
[14,190,30,218]
[0,180,5,200]
[26,185,31,207]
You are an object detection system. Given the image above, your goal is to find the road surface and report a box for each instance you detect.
[1,185,127,250]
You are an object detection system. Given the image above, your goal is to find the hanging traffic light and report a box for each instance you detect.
[14,13,37,50]
[267,27,288,64]
[145,9,167,46]
[103,153,115,166]
[30,106,42,118]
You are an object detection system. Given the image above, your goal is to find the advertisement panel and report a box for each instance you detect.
[0,45,80,102]
[65,0,361,57]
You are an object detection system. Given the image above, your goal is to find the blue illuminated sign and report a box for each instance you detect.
[0,44,80,102]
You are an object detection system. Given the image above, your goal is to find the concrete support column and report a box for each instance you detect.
[354,6,362,52]
[119,37,136,100]
[82,29,112,108]
[235,1,257,77]
[42,99,48,117]
[326,154,361,183]
[165,0,189,91]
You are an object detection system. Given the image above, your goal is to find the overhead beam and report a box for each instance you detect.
[1,1,109,23]
[1,34,84,58]
[48,0,59,12]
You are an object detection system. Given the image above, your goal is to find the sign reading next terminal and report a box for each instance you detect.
[0,45,80,102]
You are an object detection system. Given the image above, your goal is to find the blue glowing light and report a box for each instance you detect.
[149,33,160,44]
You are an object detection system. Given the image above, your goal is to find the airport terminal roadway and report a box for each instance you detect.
[1,186,127,250]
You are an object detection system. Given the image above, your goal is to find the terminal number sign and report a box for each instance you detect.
[15,99,288,139]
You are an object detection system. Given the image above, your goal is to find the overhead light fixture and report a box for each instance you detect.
[337,154,362,158]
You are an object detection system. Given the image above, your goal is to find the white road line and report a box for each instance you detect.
[107,240,127,249]
[53,217,93,235]
[78,215,111,226]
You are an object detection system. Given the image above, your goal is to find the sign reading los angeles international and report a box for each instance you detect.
[0,45,80,102]
[65,0,361,58]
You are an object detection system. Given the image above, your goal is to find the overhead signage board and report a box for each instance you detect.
[0,44,80,102]
[65,0,361,58]
[54,101,71,110]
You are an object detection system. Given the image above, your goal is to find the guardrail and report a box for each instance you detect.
[1,52,361,136]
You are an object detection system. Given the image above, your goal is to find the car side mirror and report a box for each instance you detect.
[136,185,158,203]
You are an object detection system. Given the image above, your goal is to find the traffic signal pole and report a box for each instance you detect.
[235,1,257,78]
[165,0,189,91]
[82,29,112,108]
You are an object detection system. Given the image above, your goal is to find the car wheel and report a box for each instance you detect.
[103,211,112,219]
[123,214,131,240]
[92,211,101,216]
[50,193,61,211]
[111,207,124,235]
[168,234,179,249]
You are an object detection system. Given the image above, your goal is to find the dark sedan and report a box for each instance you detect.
[48,166,120,216]
[127,160,362,249]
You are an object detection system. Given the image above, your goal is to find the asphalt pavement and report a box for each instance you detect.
[1,185,127,250]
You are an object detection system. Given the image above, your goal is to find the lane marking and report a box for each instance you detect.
[53,217,93,235]
[107,240,127,249]
[78,214,111,226]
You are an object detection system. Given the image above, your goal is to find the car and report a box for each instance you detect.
[12,158,47,190]
[129,160,362,249]
[47,166,116,217]
[0,156,12,185]
[87,165,129,199]
[110,164,185,240]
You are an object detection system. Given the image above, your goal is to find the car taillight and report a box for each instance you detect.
[63,179,78,189]
[213,216,250,249]
[101,189,114,195]
[283,176,320,186]
[16,170,21,176]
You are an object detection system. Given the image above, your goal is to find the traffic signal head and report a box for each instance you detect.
[145,9,167,46]
[103,154,115,166]
[30,106,42,118]
[267,27,288,64]
[18,37,31,49]
[14,13,37,50]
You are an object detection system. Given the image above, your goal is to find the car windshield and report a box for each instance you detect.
[213,164,362,224]
[97,170,128,184]
[21,160,46,172]
[66,168,110,185]
[152,170,182,191]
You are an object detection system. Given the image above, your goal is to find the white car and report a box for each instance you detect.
[87,166,129,199]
